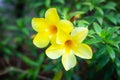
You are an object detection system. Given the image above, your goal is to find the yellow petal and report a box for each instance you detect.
[57,20,74,33]
[56,30,70,44]
[32,18,48,32]
[71,27,88,43]
[62,52,76,71]
[33,32,49,48]
[50,35,57,44]
[74,44,92,59]
[45,8,60,25]
[46,44,63,59]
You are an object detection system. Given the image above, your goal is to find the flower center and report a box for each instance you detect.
[65,40,73,48]
[50,25,57,34]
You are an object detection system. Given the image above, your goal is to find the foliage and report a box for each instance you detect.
[0,0,120,80]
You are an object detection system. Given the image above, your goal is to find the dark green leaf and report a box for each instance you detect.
[93,46,106,59]
[106,45,115,61]
[115,58,120,79]
[96,55,109,71]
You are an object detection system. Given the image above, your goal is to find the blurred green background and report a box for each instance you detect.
[0,0,120,80]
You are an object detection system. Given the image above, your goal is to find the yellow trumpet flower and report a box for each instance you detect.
[46,27,92,71]
[32,8,73,48]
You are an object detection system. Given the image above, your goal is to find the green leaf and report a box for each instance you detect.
[82,2,94,10]
[58,0,65,4]
[107,27,119,34]
[21,55,38,66]
[95,0,105,3]
[103,2,116,10]
[77,20,89,27]
[3,47,12,55]
[5,26,18,31]
[96,16,103,25]
[45,0,51,7]
[22,28,29,36]
[54,0,65,4]
[69,11,85,17]
[96,55,109,71]
[115,58,120,79]
[53,71,63,80]
[93,46,106,59]
[100,30,107,38]
[107,40,119,49]
[85,37,102,44]
[105,14,117,25]
[93,22,102,35]
[106,45,115,61]
[16,19,24,28]
[95,7,104,16]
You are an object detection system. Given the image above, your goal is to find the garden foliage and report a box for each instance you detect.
[0,0,120,80]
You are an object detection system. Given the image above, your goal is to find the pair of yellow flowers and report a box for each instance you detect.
[32,8,92,71]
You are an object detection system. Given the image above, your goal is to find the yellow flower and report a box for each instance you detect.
[46,27,92,71]
[32,8,73,48]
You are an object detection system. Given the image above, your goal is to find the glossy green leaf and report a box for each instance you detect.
[95,7,104,16]
[106,45,115,61]
[93,46,106,59]
[103,2,116,10]
[93,22,102,35]
[96,16,103,25]
[105,14,117,24]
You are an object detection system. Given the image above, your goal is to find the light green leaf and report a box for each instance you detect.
[78,20,89,27]
[96,16,103,25]
[93,22,102,35]
[45,0,51,7]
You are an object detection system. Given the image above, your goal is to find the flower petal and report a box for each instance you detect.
[74,44,92,59]
[71,27,88,43]
[57,20,74,33]
[62,52,77,71]
[45,8,60,25]
[46,44,63,59]
[32,18,48,32]
[33,32,49,48]
[56,30,70,44]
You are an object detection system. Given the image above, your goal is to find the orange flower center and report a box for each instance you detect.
[65,40,73,48]
[50,25,57,34]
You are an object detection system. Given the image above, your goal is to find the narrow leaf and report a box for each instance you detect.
[106,45,115,61]
[93,22,102,35]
